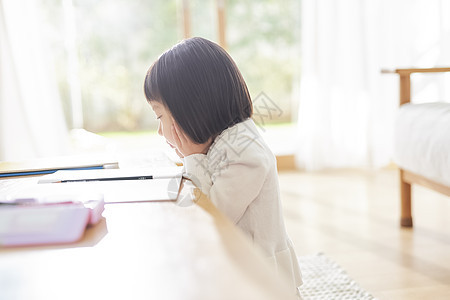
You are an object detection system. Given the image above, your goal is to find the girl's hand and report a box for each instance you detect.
[171,121,212,158]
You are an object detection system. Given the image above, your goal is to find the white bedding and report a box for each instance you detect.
[393,102,450,187]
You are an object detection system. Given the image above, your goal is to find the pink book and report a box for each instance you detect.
[0,198,104,247]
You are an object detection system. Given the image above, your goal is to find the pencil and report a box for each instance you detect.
[59,176,154,183]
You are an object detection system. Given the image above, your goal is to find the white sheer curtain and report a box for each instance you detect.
[0,0,69,161]
[296,0,450,170]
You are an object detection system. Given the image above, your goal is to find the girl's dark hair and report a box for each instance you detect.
[144,37,253,144]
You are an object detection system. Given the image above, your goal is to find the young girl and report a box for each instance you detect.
[144,37,302,295]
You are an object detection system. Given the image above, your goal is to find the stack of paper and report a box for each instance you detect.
[0,166,183,247]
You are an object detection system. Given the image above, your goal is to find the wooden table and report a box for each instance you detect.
[0,179,296,300]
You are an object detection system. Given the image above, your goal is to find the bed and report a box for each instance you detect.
[383,67,450,227]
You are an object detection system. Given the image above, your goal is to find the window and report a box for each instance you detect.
[40,0,301,133]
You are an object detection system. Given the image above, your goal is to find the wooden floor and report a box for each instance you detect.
[278,168,450,300]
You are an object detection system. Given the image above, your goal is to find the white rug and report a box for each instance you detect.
[298,253,376,300]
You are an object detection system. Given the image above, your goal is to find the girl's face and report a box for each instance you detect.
[149,101,177,149]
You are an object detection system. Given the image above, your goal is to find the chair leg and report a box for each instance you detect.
[400,169,413,227]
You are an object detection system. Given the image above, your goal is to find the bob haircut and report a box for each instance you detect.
[144,37,253,144]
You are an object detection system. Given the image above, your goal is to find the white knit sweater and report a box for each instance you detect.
[183,118,302,292]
